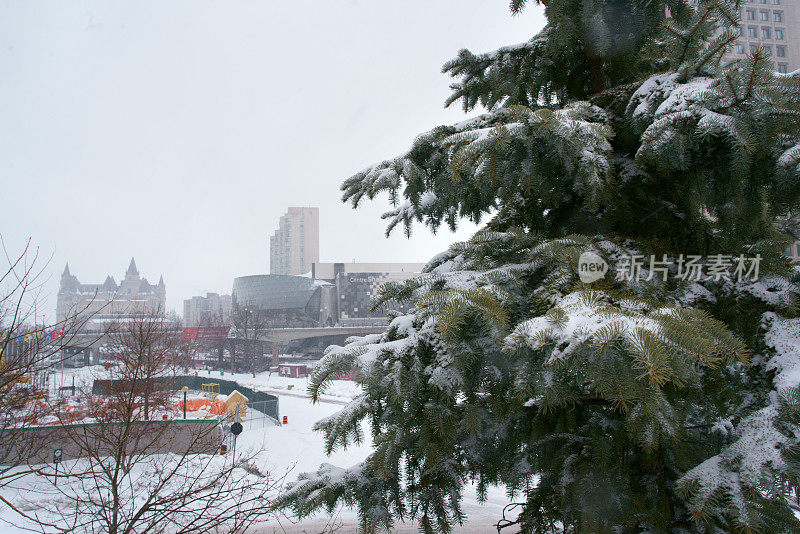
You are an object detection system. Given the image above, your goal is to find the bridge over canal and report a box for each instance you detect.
[62,325,386,366]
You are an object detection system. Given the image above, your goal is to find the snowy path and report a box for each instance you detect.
[239,392,509,533]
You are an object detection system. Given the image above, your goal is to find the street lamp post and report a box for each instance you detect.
[53,449,62,486]
[71,373,76,396]
[181,386,188,419]
[230,406,243,460]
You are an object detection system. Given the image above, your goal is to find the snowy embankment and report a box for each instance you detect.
[206,369,362,405]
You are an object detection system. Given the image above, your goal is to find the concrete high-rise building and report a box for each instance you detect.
[719,0,800,72]
[183,292,232,327]
[269,207,319,276]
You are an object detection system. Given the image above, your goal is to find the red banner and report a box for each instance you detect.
[183,326,230,340]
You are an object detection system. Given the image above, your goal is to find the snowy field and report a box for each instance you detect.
[0,368,510,533]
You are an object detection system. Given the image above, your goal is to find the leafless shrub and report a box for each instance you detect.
[0,237,98,528]
[12,309,275,533]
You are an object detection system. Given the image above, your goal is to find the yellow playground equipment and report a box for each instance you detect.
[201,383,220,400]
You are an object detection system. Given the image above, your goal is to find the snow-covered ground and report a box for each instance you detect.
[205,369,363,404]
[1,368,509,533]
[241,394,508,533]
[50,365,361,404]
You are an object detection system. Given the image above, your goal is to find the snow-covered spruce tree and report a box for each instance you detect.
[279,1,800,532]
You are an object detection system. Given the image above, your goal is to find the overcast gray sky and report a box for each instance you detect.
[0,1,545,318]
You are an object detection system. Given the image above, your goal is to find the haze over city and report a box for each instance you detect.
[4,1,800,532]
[0,2,545,317]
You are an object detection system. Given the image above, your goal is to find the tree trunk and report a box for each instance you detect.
[585,53,606,93]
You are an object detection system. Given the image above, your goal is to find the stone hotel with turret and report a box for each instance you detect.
[57,258,166,329]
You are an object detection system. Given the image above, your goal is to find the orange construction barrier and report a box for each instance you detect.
[172,398,226,416]
[209,400,226,415]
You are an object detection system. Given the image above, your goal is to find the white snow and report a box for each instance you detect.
[763,312,800,391]
[778,143,800,172]
[677,311,800,520]
[503,291,663,365]
[0,370,512,533]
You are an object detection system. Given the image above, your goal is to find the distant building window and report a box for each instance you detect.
[750,43,760,54]
[763,44,773,55]
[760,10,769,20]
[777,45,786,57]
[772,0,781,4]
[762,26,771,38]
[776,28,785,40]
[736,42,746,54]
[746,9,756,19]
[774,10,783,21]
[778,62,788,73]
[748,26,758,37]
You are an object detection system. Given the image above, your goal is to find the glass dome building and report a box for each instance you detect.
[231,275,335,326]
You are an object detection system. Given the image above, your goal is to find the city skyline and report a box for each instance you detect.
[4,2,798,321]
[0,2,542,319]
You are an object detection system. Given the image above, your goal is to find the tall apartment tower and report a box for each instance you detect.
[722,0,800,72]
[269,207,320,275]
[183,292,232,327]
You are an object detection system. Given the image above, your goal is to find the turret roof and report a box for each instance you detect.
[126,257,138,276]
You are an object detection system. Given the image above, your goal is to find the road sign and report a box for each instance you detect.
[230,422,243,436]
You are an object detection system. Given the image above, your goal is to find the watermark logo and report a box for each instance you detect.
[574,252,761,284]
[578,251,609,283]
[615,254,761,283]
